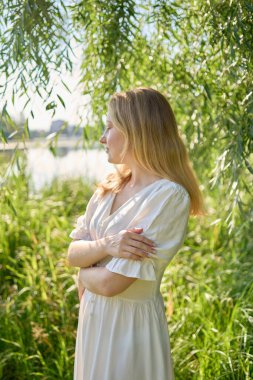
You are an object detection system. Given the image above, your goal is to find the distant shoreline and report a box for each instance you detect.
[0,138,99,152]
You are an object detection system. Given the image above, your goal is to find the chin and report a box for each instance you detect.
[107,156,122,165]
[108,158,118,164]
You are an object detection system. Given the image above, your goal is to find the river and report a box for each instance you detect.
[1,144,114,192]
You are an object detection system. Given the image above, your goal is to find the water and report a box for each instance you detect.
[1,146,115,192]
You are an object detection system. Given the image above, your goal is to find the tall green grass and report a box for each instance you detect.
[0,164,93,380]
[162,217,253,379]
[0,165,252,379]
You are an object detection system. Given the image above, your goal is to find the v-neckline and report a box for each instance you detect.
[107,178,167,218]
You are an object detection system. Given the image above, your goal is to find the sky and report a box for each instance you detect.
[1,43,91,132]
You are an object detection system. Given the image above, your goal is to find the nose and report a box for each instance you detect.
[99,130,106,144]
[99,134,106,144]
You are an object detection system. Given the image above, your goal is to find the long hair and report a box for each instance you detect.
[96,87,204,215]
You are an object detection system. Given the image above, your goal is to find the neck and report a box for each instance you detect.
[126,165,162,188]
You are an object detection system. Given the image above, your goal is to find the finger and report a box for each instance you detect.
[123,250,145,261]
[125,245,150,259]
[128,227,143,233]
[127,231,155,247]
[130,238,156,255]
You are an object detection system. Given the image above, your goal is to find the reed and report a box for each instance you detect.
[0,166,252,379]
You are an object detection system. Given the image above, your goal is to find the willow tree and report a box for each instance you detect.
[0,1,252,379]
[1,0,252,225]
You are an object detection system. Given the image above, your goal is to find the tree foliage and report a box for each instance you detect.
[0,1,252,224]
[0,0,73,117]
[0,1,253,378]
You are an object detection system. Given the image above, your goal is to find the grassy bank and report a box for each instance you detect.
[0,169,252,379]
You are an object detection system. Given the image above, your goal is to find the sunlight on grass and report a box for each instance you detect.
[0,166,252,379]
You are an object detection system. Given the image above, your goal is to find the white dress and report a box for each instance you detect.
[69,178,190,380]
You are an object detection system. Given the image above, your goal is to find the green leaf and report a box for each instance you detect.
[61,79,71,93]
[5,196,17,216]
[11,89,15,105]
[204,83,212,100]
[46,101,57,110]
[0,129,8,143]
[49,144,57,157]
[24,118,30,139]
[57,94,66,108]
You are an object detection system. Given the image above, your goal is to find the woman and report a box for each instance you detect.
[68,87,203,380]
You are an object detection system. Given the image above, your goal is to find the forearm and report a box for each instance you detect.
[78,267,136,297]
[67,238,109,268]
[78,267,110,296]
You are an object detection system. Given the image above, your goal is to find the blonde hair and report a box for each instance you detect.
[96,87,204,215]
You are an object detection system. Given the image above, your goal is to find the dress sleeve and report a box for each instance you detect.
[105,183,190,281]
[105,257,156,281]
[69,189,100,241]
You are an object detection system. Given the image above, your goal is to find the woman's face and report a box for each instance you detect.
[99,115,128,164]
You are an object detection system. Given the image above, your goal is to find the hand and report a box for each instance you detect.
[104,227,157,261]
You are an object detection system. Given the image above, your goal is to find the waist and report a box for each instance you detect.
[85,288,163,304]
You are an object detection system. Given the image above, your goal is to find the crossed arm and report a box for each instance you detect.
[77,266,137,297]
[67,228,156,298]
